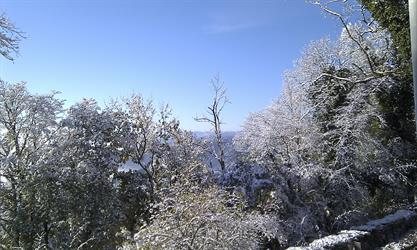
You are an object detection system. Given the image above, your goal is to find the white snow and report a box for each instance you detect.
[309,230,369,248]
[287,210,417,249]
[352,210,416,232]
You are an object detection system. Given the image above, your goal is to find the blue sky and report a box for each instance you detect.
[0,0,340,131]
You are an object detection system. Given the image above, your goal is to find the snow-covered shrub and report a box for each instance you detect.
[136,186,274,249]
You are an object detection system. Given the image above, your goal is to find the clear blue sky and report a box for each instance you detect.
[0,0,340,131]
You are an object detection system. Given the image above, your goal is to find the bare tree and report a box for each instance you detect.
[0,13,24,61]
[195,76,230,173]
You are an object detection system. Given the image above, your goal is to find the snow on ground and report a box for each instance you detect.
[308,230,369,248]
[287,209,417,250]
[287,230,368,250]
[352,210,416,232]
[382,228,417,250]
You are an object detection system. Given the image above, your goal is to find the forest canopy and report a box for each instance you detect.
[0,0,416,249]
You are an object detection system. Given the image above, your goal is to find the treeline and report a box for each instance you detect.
[1,0,417,249]
[0,90,195,248]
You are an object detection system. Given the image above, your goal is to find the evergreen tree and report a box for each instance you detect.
[359,0,416,149]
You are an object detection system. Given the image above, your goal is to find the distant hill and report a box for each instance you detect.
[192,131,238,139]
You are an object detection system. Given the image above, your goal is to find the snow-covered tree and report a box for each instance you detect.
[136,185,274,250]
[50,99,123,249]
[0,13,23,61]
[108,96,181,198]
[233,3,417,246]
[235,78,318,169]
[0,81,64,248]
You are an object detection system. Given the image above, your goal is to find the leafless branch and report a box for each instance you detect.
[0,13,25,61]
[194,76,230,172]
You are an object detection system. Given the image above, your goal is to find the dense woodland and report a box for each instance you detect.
[0,0,416,249]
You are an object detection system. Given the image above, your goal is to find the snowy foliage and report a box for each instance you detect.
[1,1,416,249]
[233,2,417,246]
[136,187,269,249]
[234,78,318,168]
[0,13,23,61]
